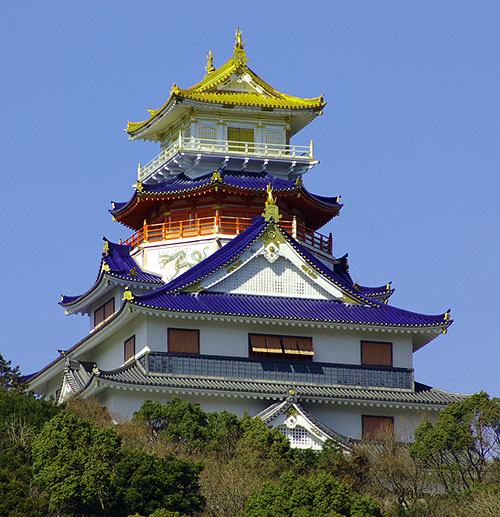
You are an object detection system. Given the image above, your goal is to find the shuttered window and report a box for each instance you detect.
[94,298,115,327]
[227,127,254,152]
[124,335,135,362]
[361,341,392,367]
[362,416,394,440]
[249,334,313,359]
[168,329,200,355]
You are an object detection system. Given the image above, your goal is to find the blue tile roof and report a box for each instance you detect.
[130,216,449,328]
[132,291,449,328]
[61,238,163,306]
[110,170,341,215]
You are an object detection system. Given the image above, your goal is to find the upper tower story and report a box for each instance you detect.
[126,29,325,182]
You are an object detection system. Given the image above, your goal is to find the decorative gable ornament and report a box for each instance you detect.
[263,243,280,263]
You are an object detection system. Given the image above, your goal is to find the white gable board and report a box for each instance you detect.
[207,255,333,299]
[200,226,349,302]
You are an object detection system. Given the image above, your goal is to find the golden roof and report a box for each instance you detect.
[126,29,325,136]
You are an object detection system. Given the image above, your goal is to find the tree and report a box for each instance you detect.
[32,411,122,515]
[241,471,383,517]
[410,392,500,492]
[112,449,204,516]
[133,398,209,451]
[0,353,26,391]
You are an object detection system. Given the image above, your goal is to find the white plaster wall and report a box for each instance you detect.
[67,311,414,376]
[137,315,413,368]
[88,286,122,331]
[97,387,269,421]
[313,329,413,369]
[79,319,147,371]
[301,402,438,441]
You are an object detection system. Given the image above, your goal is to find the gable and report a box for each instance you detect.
[217,76,257,93]
[206,255,333,299]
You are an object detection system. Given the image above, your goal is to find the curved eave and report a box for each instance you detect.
[60,271,162,313]
[126,53,325,138]
[130,297,452,333]
[84,360,466,409]
[29,303,133,387]
[110,181,341,231]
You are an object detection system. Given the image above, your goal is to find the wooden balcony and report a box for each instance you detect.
[122,215,332,255]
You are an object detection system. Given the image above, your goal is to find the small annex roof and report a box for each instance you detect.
[333,254,394,302]
[60,238,163,310]
[126,29,325,141]
[110,170,341,231]
[129,213,451,334]
[256,398,352,448]
[59,357,467,409]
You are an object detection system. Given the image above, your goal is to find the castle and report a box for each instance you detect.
[30,30,464,449]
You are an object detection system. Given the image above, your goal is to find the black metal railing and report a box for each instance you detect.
[142,353,413,390]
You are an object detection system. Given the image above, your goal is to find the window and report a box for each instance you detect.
[264,130,285,146]
[361,341,392,367]
[198,125,217,141]
[249,334,313,359]
[168,329,200,355]
[124,335,135,362]
[227,127,254,152]
[94,298,115,327]
[362,416,394,440]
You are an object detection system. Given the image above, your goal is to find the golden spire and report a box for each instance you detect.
[263,184,281,222]
[265,184,276,207]
[234,27,245,50]
[205,50,215,74]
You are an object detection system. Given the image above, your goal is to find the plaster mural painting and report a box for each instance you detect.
[156,244,213,282]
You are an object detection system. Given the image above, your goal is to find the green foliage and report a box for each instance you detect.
[241,471,383,517]
[0,353,26,391]
[0,384,60,516]
[113,448,204,516]
[0,467,49,517]
[410,392,500,491]
[133,398,209,450]
[32,411,122,515]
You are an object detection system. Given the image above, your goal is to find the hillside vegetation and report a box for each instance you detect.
[1,354,499,517]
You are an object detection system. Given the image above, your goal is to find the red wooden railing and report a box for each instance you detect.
[122,215,332,254]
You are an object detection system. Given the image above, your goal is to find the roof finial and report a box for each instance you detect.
[232,27,249,66]
[205,50,215,74]
[235,27,245,50]
[263,184,281,222]
[265,183,276,207]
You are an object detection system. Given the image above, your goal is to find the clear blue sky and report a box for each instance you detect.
[1,1,498,396]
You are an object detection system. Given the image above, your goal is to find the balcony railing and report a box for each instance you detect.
[138,135,315,181]
[142,352,414,390]
[122,215,332,254]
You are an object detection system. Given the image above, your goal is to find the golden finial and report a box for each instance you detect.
[232,27,248,65]
[205,50,215,73]
[295,176,303,187]
[263,184,281,222]
[103,240,110,256]
[128,267,138,277]
[235,27,245,50]
[444,310,451,321]
[102,263,111,272]
[211,170,222,182]
[265,184,276,207]
[136,181,144,193]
